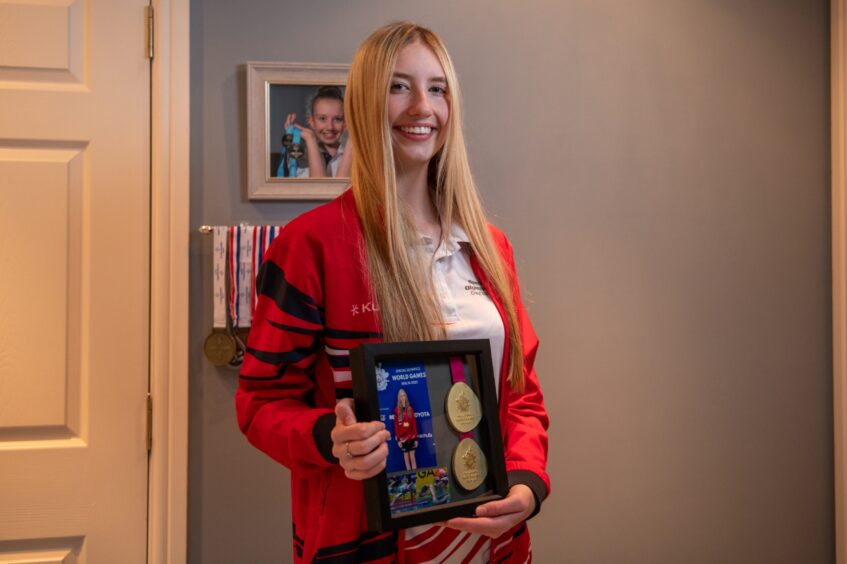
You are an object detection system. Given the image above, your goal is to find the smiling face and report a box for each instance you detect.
[387,41,450,173]
[308,98,345,147]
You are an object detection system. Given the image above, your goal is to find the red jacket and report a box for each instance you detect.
[237,190,550,563]
[394,405,417,444]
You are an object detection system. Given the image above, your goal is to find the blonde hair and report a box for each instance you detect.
[345,22,525,391]
[397,388,409,409]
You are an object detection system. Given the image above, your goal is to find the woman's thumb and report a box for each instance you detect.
[335,398,356,426]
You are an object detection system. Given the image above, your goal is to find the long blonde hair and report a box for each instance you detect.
[396,389,412,418]
[345,22,525,391]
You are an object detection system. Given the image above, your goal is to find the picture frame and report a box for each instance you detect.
[350,339,508,531]
[246,61,351,200]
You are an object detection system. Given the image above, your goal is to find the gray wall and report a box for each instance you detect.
[189,1,833,562]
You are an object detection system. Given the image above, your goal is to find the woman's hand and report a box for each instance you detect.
[442,484,536,538]
[330,398,390,480]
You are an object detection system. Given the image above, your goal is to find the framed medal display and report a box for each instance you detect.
[350,339,508,531]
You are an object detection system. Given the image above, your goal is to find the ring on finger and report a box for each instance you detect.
[345,441,354,459]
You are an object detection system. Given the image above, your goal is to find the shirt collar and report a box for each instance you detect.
[419,223,470,259]
[318,140,344,158]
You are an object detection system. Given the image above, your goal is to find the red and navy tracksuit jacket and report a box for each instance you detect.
[236,190,550,563]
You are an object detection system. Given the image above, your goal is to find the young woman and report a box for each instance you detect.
[237,22,549,563]
[393,388,418,470]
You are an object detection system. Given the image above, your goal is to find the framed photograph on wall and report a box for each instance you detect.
[350,340,508,531]
[246,61,351,200]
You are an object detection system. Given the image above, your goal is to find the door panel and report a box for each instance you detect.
[0,144,84,436]
[0,0,85,87]
[0,1,150,562]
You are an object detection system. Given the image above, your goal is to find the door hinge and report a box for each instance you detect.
[146,5,154,60]
[146,393,153,452]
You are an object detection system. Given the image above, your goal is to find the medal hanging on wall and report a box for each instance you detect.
[446,356,487,491]
[203,226,238,366]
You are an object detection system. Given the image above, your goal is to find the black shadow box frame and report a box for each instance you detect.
[350,339,507,531]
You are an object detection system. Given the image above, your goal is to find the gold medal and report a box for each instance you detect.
[445,381,482,433]
[204,329,237,366]
[452,437,487,491]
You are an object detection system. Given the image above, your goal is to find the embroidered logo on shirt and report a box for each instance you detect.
[464,280,487,296]
[351,301,380,316]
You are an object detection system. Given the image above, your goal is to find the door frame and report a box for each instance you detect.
[834,1,846,563]
[148,0,189,562]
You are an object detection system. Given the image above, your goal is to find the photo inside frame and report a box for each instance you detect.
[375,354,494,518]
[267,84,349,179]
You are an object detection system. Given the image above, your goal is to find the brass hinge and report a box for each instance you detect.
[146,5,154,60]
[146,393,153,452]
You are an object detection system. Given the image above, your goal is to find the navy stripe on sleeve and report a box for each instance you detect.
[256,261,323,325]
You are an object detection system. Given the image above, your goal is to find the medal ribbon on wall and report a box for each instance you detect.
[202,224,282,367]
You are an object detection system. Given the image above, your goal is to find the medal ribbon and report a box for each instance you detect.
[449,357,475,440]
[250,225,283,317]
[238,225,254,328]
[228,225,240,329]
[252,225,261,317]
[212,226,228,330]
[286,126,300,177]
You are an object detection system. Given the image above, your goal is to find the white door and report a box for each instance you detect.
[0,0,151,562]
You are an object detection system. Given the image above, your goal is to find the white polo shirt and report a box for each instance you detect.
[418,224,506,398]
[406,224,505,563]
